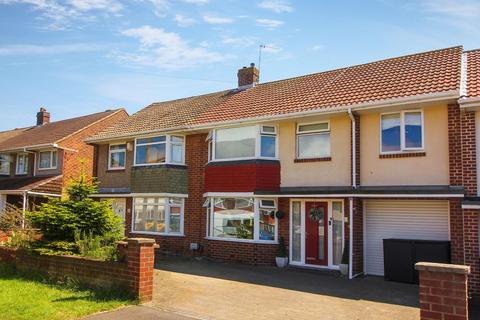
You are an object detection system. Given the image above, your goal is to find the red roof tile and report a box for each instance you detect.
[466,49,480,98]
[0,175,62,193]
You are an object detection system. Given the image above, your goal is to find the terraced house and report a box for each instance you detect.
[87,46,480,296]
[0,108,128,211]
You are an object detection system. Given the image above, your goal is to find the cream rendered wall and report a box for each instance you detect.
[279,115,351,187]
[360,104,449,186]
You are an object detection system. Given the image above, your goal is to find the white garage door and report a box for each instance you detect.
[364,200,449,276]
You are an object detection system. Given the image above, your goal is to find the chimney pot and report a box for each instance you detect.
[36,107,51,126]
[237,63,260,88]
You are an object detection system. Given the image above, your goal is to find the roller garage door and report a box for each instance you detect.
[364,200,449,276]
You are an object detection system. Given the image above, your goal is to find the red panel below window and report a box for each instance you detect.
[204,161,280,193]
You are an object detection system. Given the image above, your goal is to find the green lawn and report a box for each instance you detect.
[0,264,135,320]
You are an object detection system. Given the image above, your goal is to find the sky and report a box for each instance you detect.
[0,0,479,131]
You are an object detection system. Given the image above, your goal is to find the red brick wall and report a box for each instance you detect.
[60,110,128,189]
[463,209,480,295]
[460,110,477,196]
[352,198,363,275]
[450,199,464,265]
[204,161,280,192]
[448,103,463,186]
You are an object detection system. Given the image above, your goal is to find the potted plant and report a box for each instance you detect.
[339,239,349,276]
[276,236,288,268]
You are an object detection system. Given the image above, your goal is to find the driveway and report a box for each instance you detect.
[149,257,419,320]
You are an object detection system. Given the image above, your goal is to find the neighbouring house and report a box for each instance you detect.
[0,107,128,212]
[86,46,480,297]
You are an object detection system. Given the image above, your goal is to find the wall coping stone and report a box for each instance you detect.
[127,238,157,245]
[415,262,471,274]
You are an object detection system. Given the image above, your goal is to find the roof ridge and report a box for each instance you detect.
[465,48,480,53]
[257,46,463,87]
[38,108,123,127]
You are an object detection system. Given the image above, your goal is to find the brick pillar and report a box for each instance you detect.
[461,109,477,196]
[127,238,157,302]
[464,209,480,296]
[448,103,463,186]
[416,262,470,320]
[351,198,363,275]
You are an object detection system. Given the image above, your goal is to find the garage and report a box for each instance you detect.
[364,200,450,276]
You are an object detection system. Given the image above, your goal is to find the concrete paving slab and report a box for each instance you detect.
[83,306,199,320]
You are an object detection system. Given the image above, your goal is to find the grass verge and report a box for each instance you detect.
[0,263,135,320]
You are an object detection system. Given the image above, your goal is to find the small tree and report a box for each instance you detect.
[28,174,123,242]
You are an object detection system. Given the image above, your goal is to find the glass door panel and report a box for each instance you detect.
[292,201,301,262]
[332,201,343,266]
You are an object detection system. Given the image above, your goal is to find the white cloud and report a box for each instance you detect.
[181,0,208,4]
[421,0,480,19]
[0,43,104,55]
[311,44,324,51]
[119,25,228,70]
[258,0,292,13]
[174,14,196,27]
[255,18,284,28]
[221,36,257,47]
[203,15,234,24]
[0,0,122,29]
[143,0,169,17]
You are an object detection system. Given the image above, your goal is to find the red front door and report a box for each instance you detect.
[305,202,328,266]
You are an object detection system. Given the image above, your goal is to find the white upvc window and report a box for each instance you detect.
[208,124,278,162]
[16,154,28,175]
[132,197,184,235]
[206,197,277,243]
[0,154,11,175]
[38,150,57,170]
[134,135,185,166]
[380,110,424,153]
[296,121,331,159]
[108,143,126,170]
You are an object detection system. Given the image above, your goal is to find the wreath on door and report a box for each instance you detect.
[309,206,324,222]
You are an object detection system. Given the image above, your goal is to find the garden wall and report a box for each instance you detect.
[0,238,157,302]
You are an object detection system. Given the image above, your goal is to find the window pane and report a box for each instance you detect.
[52,151,57,167]
[212,198,254,239]
[261,126,276,133]
[171,136,184,143]
[136,144,165,164]
[0,154,10,174]
[381,114,401,152]
[332,202,343,266]
[298,123,328,132]
[297,133,330,158]
[260,199,275,208]
[215,126,256,159]
[259,208,275,241]
[133,200,165,233]
[260,135,276,158]
[39,152,51,168]
[405,112,422,148]
[292,202,301,262]
[110,151,125,168]
[169,206,181,233]
[171,143,183,163]
[137,136,165,144]
[110,144,126,151]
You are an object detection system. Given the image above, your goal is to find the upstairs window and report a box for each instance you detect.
[16,154,28,175]
[209,124,277,161]
[381,110,423,153]
[134,135,184,166]
[296,122,330,159]
[108,144,126,170]
[0,154,10,175]
[39,150,57,170]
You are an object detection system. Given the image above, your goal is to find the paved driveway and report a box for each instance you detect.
[149,257,419,320]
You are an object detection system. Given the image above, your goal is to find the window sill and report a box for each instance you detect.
[379,152,426,159]
[106,169,126,173]
[294,157,331,163]
[205,237,277,244]
[130,231,185,237]
[38,167,57,171]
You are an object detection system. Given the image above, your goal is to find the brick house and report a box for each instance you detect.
[0,107,128,211]
[87,46,480,295]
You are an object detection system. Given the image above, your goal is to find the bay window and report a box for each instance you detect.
[39,150,57,170]
[206,197,277,242]
[132,197,184,235]
[0,154,10,175]
[16,154,28,175]
[108,144,126,170]
[209,124,277,161]
[381,110,423,153]
[296,122,330,159]
[134,135,184,165]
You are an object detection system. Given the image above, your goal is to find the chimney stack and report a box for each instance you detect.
[36,107,50,126]
[237,63,259,88]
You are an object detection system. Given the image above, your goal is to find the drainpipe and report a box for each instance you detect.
[347,108,356,188]
[349,197,353,280]
[21,191,27,229]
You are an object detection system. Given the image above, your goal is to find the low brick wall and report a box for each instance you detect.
[0,238,157,302]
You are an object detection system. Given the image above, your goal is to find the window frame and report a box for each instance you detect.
[296,121,331,160]
[108,143,127,170]
[0,153,11,175]
[131,196,185,236]
[15,153,28,175]
[206,197,278,244]
[133,134,185,166]
[38,150,58,170]
[208,124,278,162]
[380,109,424,154]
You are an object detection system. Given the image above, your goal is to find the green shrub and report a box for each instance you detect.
[74,230,120,261]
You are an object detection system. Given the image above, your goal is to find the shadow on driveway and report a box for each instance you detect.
[154,256,418,308]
